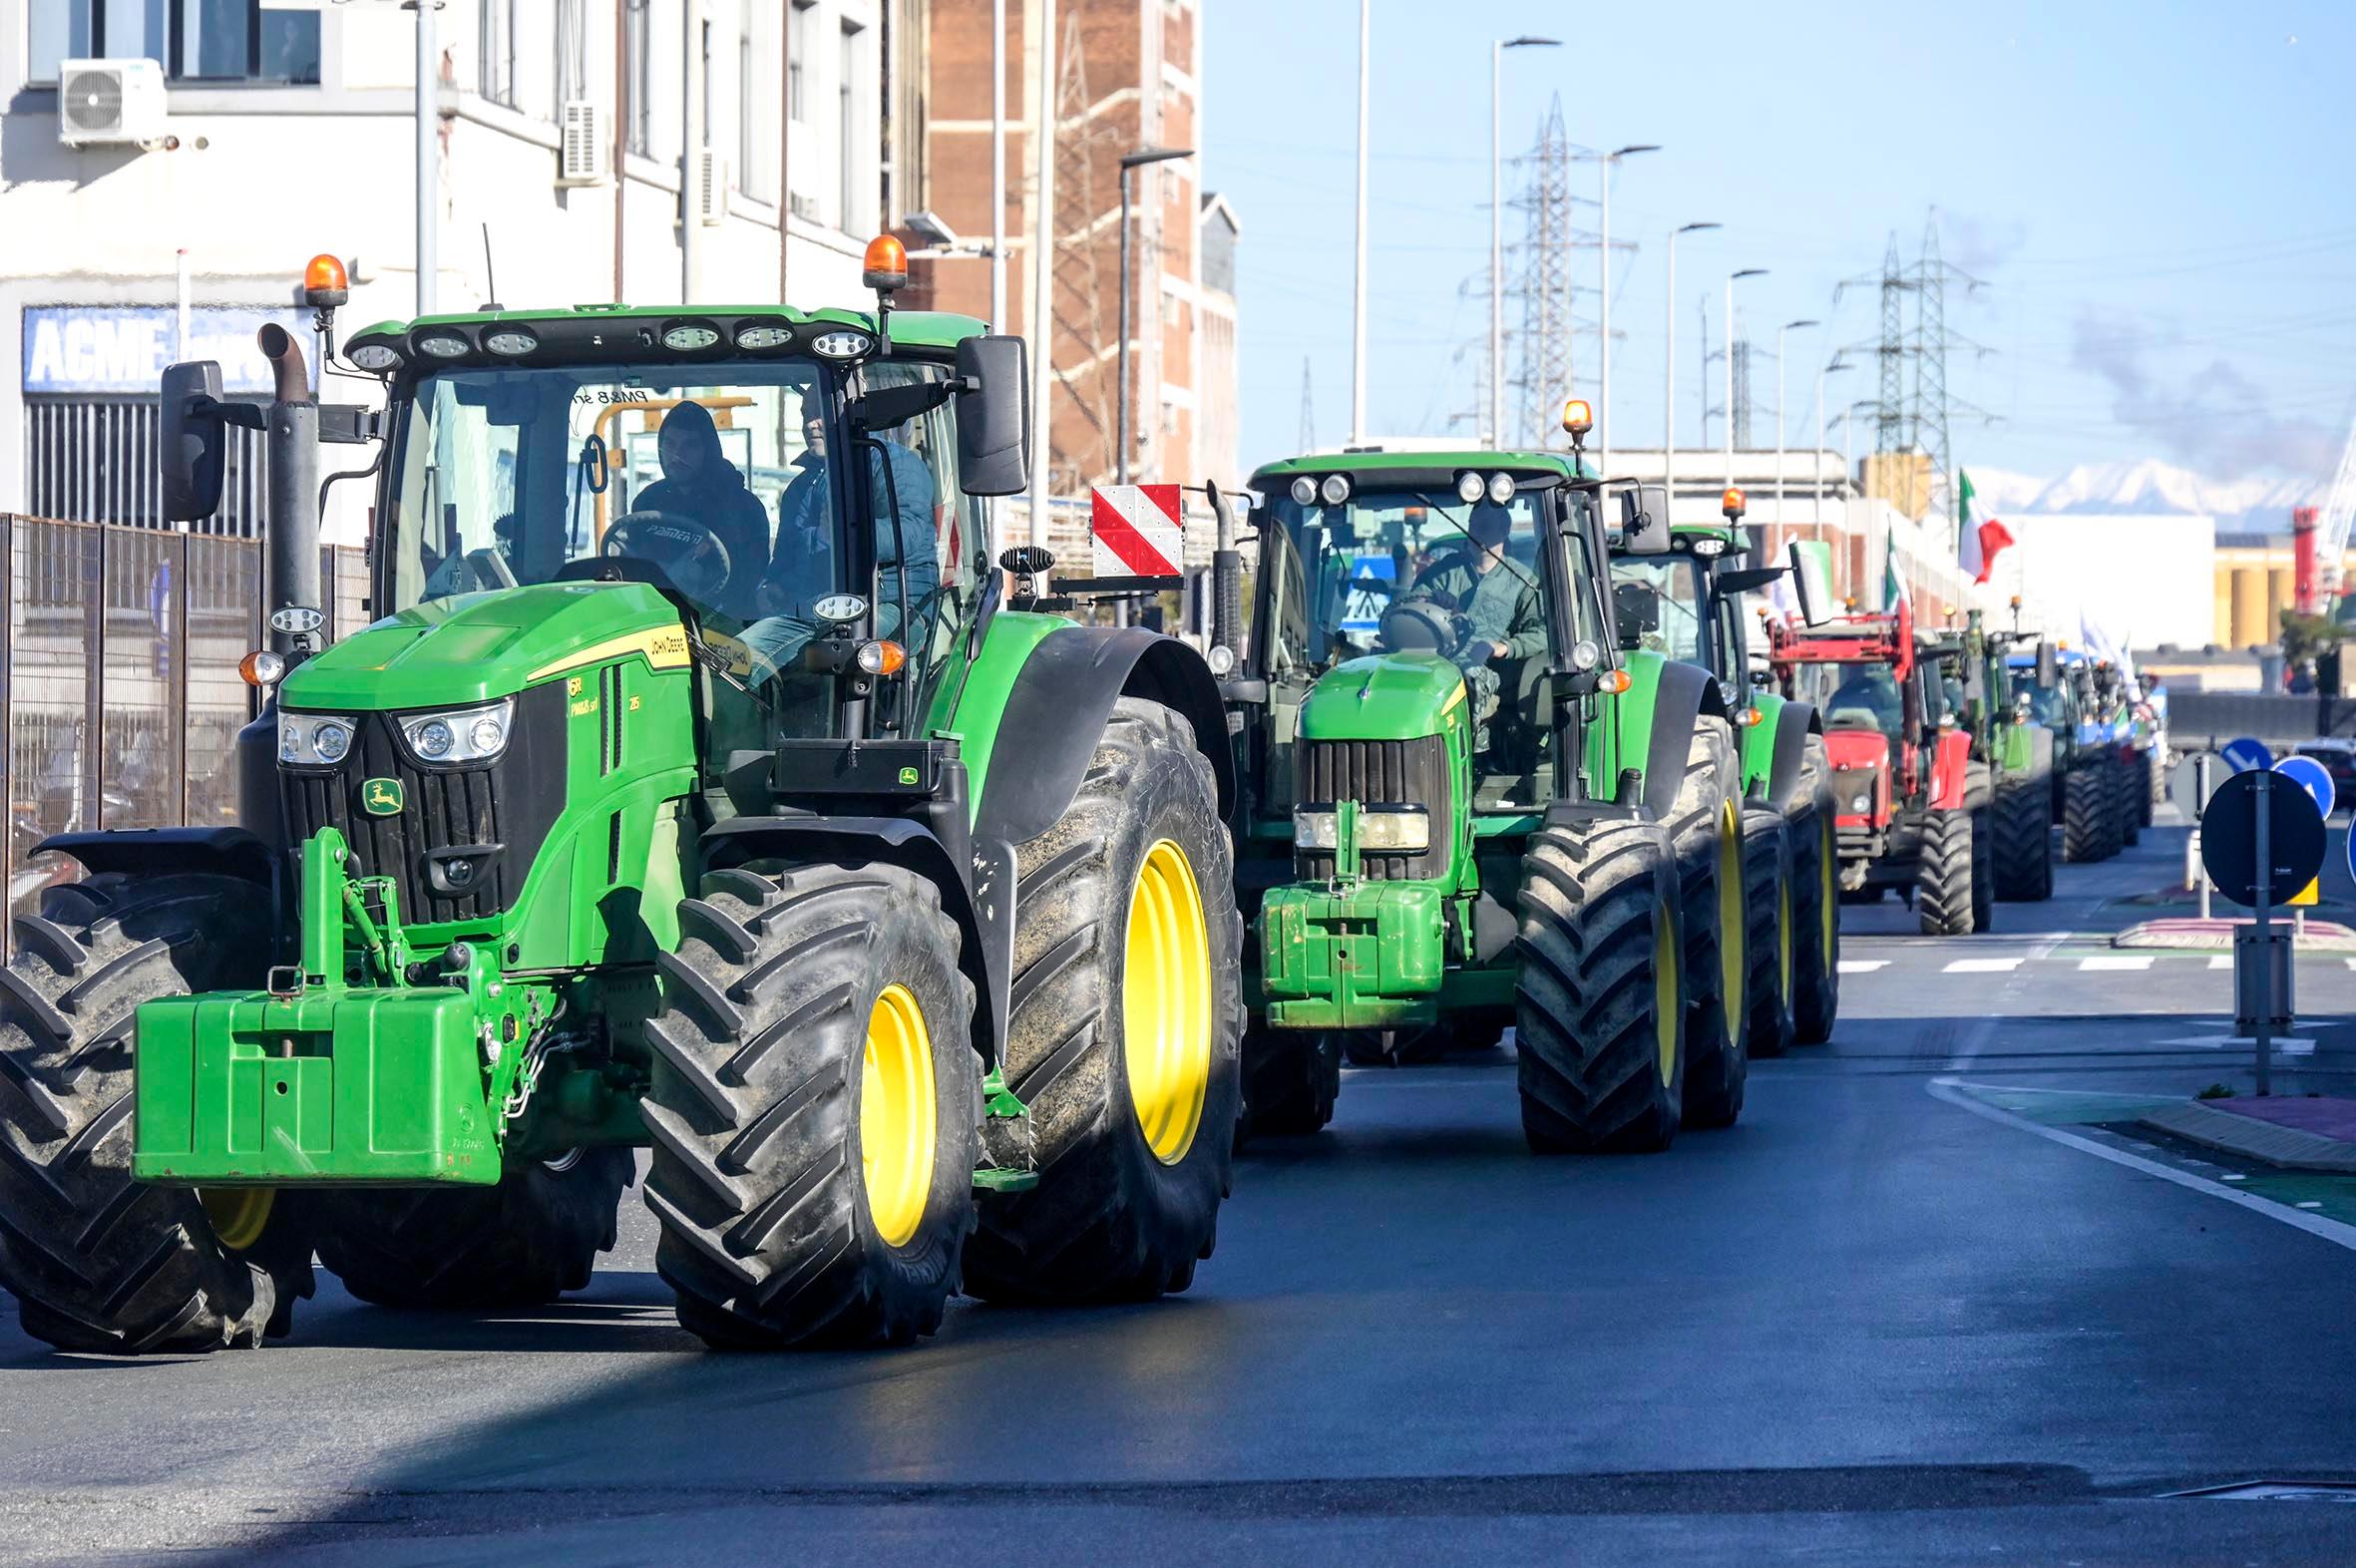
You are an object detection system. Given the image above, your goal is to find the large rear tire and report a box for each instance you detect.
[1787,737,1840,1045]
[2061,765,2111,863]
[1916,810,1978,936]
[314,1149,632,1310]
[0,875,313,1354]
[1514,819,1686,1153]
[1969,807,1996,934]
[1670,725,1747,1128]
[1742,806,1796,1063]
[642,862,979,1349]
[1238,1026,1340,1141]
[2115,756,2141,847]
[1991,744,2054,903]
[964,699,1243,1303]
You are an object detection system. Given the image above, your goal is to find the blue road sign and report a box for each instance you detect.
[2220,736,2274,774]
[1340,554,1395,634]
[2274,754,2336,821]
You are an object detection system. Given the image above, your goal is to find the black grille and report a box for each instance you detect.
[1298,735,1450,881]
[279,683,566,925]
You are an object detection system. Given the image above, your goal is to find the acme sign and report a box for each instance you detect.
[21,305,312,395]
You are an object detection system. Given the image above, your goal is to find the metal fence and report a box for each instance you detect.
[2,514,368,965]
[24,396,271,538]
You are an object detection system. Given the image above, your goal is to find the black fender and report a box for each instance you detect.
[32,826,280,889]
[975,625,1237,847]
[1766,699,1822,812]
[698,816,1012,1071]
[1639,658,1732,822]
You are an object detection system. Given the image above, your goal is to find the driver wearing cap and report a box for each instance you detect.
[1400,502,1545,764]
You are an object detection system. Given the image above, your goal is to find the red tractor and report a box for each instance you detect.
[1768,604,1991,936]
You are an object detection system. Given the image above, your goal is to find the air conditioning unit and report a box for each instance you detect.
[696,151,729,225]
[57,58,168,149]
[557,100,606,186]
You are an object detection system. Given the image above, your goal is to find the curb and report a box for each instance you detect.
[2138,1101,2356,1174]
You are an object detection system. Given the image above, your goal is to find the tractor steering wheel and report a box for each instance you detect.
[602,511,733,606]
[1377,597,1467,659]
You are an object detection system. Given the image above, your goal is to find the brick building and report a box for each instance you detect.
[903,0,1238,505]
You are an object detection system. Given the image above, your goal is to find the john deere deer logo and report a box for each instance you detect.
[361,778,405,816]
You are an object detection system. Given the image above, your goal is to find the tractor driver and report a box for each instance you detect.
[626,399,773,619]
[1403,501,1546,765]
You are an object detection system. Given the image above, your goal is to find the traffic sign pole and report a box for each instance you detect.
[2254,768,2272,1096]
[2196,753,2211,919]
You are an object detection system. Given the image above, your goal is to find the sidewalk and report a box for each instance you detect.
[2140,1094,2356,1173]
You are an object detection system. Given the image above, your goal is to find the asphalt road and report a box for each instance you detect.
[8,816,2356,1565]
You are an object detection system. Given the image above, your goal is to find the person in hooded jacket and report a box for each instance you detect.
[625,399,773,618]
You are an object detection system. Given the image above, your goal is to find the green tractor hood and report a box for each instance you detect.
[1300,652,1469,742]
[281,582,689,710]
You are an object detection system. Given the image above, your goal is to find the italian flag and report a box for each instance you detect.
[1957,470,2015,585]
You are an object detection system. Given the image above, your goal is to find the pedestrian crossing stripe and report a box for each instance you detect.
[1942,958,2024,974]
[2079,956,2155,971]
[1837,960,1890,974]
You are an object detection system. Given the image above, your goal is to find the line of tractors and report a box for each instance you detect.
[0,248,2158,1358]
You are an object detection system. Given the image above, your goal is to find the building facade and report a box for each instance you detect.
[3,0,901,542]
[903,0,1236,511]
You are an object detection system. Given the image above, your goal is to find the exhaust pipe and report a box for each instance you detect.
[1207,480,1244,669]
[256,323,321,657]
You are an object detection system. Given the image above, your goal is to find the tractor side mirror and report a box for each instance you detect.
[1786,539,1831,627]
[2036,640,2058,687]
[955,333,1030,497]
[160,360,227,523]
[1618,485,1673,555]
[1612,580,1660,649]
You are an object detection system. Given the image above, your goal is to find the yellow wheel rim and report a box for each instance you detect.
[1653,913,1679,1086]
[199,1188,274,1253]
[860,983,937,1249]
[1820,812,1838,960]
[1717,802,1744,1028]
[1123,839,1214,1165]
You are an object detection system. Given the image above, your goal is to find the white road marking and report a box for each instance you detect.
[2300,1202,2326,1210]
[2080,956,2155,972]
[1943,928,2071,1073]
[2211,956,2236,970]
[1837,960,1889,975]
[2222,1173,2248,1181]
[1930,1077,2356,1254]
[1943,958,2024,974]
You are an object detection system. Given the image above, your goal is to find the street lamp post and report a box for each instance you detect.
[989,0,1005,328]
[1813,356,1852,533]
[1724,267,1767,486]
[1664,221,1719,509]
[1773,316,1818,540]
[1490,35,1558,444]
[1595,143,1657,480]
[1117,146,1191,486]
[413,0,437,314]
[1351,0,1370,443]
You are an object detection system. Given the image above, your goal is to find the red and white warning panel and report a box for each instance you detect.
[1089,484,1185,579]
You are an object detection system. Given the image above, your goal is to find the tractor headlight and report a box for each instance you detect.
[279,714,355,767]
[1850,791,1871,812]
[1291,806,1429,853]
[398,698,513,765]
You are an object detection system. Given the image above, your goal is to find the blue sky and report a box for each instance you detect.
[1202,1,2356,491]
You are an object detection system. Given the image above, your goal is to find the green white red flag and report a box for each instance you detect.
[1957,470,2014,584]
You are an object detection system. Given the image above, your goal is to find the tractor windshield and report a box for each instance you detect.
[1266,485,1578,666]
[1810,663,1905,736]
[2022,680,2069,728]
[1608,558,1705,663]
[380,354,983,725]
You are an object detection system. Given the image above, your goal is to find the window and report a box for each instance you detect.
[788,2,811,123]
[701,17,715,146]
[30,0,318,85]
[1273,486,1554,664]
[554,0,589,108]
[856,363,983,727]
[737,11,756,194]
[478,0,516,108]
[838,22,861,230]
[1609,558,1704,662]
[623,0,651,157]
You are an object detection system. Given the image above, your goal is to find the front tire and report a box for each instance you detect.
[314,1149,632,1310]
[965,699,1243,1303]
[0,875,311,1354]
[1916,810,1978,936]
[2061,765,2111,863]
[1239,1026,1341,1140]
[1670,725,1748,1127]
[642,862,979,1349]
[1787,736,1841,1045]
[1991,759,2054,902]
[1514,819,1686,1153]
[1741,806,1796,1063]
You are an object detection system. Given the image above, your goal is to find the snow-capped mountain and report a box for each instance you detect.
[1968,459,2320,536]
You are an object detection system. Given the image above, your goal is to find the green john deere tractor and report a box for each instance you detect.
[0,255,1243,1354]
[1222,416,1779,1151]
[1930,609,2054,902]
[1607,487,1842,1057]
